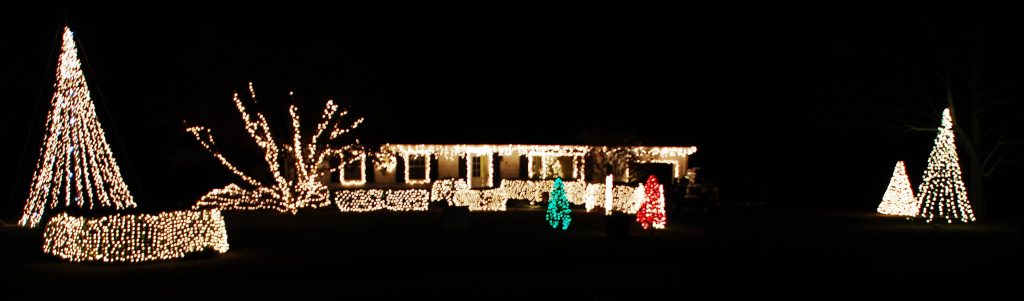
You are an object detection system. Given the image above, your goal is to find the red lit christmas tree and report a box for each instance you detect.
[636,175,666,229]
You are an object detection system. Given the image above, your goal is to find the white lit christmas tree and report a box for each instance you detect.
[19,27,136,227]
[876,161,917,216]
[917,108,976,223]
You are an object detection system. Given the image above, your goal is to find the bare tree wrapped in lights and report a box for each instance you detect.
[19,27,137,227]
[188,83,364,213]
[917,108,975,223]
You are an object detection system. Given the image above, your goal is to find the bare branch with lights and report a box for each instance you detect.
[189,84,364,213]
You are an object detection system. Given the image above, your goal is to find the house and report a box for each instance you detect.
[322,144,697,189]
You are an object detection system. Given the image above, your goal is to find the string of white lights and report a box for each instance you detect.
[380,144,591,159]
[604,175,613,215]
[42,209,230,262]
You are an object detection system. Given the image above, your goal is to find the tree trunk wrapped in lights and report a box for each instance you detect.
[636,175,666,229]
[20,27,136,227]
[545,177,572,230]
[917,108,976,223]
[876,161,918,216]
[188,83,363,214]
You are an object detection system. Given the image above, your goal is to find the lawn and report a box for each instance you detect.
[2,207,1019,297]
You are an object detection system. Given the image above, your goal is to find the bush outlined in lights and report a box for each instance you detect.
[917,108,976,223]
[876,161,918,217]
[19,27,137,227]
[636,175,666,230]
[43,209,230,263]
[545,177,572,230]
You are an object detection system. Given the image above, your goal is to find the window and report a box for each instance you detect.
[531,155,564,179]
[472,156,482,177]
[343,159,362,181]
[408,155,427,180]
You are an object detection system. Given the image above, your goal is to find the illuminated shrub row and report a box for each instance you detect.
[43,209,230,262]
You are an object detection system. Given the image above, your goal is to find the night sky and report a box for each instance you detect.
[1,3,1021,219]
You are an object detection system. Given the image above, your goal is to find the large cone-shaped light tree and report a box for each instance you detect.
[20,27,137,227]
[876,161,918,216]
[188,83,364,214]
[917,108,976,223]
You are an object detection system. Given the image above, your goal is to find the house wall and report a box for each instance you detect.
[438,157,459,179]
[632,155,689,182]
[679,155,689,180]
[664,155,689,181]
[374,164,396,184]
[499,151,521,180]
[321,146,693,188]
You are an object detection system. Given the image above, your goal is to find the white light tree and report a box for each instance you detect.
[917,108,975,223]
[188,83,364,213]
[20,27,137,227]
[876,161,917,216]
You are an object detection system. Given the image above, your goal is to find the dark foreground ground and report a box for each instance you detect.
[2,206,1021,298]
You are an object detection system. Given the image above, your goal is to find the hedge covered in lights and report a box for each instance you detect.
[331,178,645,213]
[42,209,230,262]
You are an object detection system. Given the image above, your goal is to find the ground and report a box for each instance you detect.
[2,207,1020,298]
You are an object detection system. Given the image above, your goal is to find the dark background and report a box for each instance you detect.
[1,2,1021,221]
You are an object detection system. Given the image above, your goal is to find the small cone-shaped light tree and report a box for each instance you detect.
[876,161,918,216]
[20,27,136,227]
[917,108,976,223]
[546,177,572,230]
[636,175,666,229]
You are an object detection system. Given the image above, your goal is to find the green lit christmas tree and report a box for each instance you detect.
[546,177,571,230]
